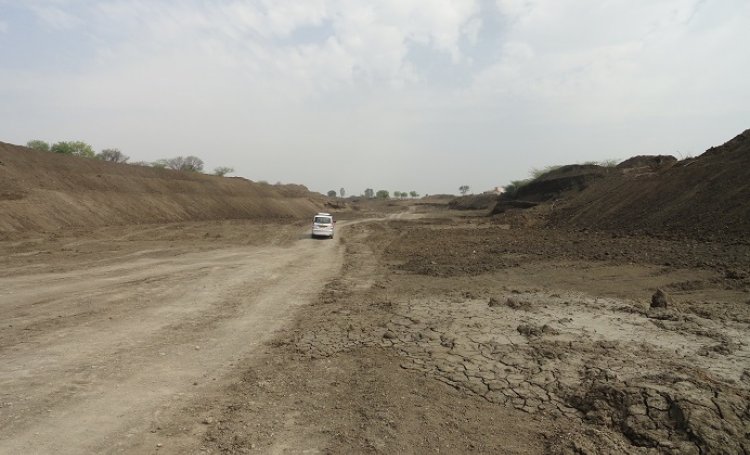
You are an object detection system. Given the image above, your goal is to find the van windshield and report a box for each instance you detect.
[314,217,332,224]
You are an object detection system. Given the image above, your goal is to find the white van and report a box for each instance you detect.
[311,213,335,239]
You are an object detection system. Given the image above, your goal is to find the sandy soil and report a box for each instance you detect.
[1,207,749,454]
[0,220,346,454]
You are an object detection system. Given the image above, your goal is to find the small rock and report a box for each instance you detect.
[517,324,542,338]
[725,269,747,280]
[488,297,502,307]
[382,331,397,339]
[651,289,669,308]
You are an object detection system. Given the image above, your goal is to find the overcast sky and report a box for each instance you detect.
[1,1,749,195]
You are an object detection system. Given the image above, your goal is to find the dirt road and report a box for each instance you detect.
[2,209,749,454]
[0,222,348,454]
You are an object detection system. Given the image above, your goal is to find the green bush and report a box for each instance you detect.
[51,141,95,158]
[26,140,50,152]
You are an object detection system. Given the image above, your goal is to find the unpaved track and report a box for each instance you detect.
[0,223,351,454]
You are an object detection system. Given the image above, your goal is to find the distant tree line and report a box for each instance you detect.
[25,139,234,176]
[328,188,420,199]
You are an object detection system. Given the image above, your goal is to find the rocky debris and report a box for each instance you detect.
[487,296,532,310]
[505,297,532,310]
[516,323,558,338]
[650,289,669,309]
[725,269,748,280]
[388,223,750,278]
[324,200,346,209]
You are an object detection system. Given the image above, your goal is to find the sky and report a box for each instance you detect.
[1,0,749,196]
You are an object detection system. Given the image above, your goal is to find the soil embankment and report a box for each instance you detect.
[550,130,750,238]
[492,129,750,240]
[0,141,322,233]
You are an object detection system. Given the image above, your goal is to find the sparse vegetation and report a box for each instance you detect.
[340,187,346,198]
[504,159,620,198]
[459,185,470,195]
[26,140,50,152]
[364,188,374,199]
[213,166,234,177]
[51,141,95,158]
[529,165,562,180]
[24,140,235,177]
[376,190,389,199]
[327,190,337,197]
[155,156,204,172]
[410,191,419,198]
[581,159,620,167]
[95,148,129,163]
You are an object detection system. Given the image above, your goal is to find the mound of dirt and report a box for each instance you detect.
[513,164,611,203]
[448,193,499,210]
[616,155,677,171]
[0,141,323,233]
[548,129,750,239]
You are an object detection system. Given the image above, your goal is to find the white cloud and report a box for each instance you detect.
[478,0,750,123]
[91,0,480,91]
[30,5,83,30]
[2,0,749,194]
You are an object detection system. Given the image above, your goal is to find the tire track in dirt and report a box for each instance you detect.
[0,224,350,454]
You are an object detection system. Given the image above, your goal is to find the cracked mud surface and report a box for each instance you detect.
[3,207,749,454]
[211,213,749,454]
[280,222,750,454]
[151,209,750,454]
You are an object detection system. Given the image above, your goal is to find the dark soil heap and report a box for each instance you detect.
[0,141,323,233]
[515,164,612,202]
[551,129,750,239]
[522,129,749,240]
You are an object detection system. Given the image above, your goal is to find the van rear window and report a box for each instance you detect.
[314,217,332,224]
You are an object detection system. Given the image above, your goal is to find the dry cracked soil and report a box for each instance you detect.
[1,205,749,454]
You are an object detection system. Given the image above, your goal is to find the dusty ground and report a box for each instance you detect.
[1,205,749,454]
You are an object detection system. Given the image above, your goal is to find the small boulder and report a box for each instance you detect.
[382,330,397,340]
[517,324,542,338]
[651,289,669,308]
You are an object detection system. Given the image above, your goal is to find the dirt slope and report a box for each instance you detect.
[0,141,323,233]
[548,129,750,239]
